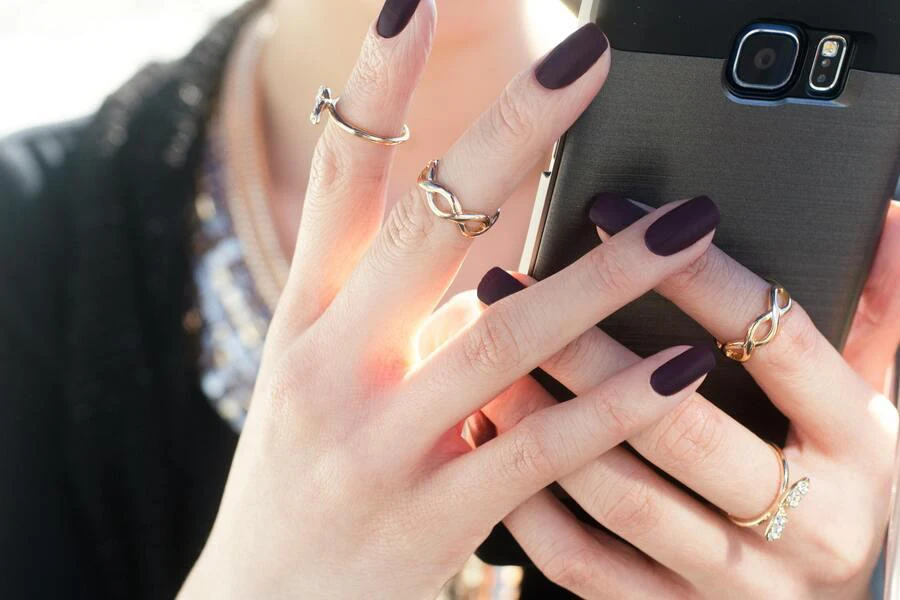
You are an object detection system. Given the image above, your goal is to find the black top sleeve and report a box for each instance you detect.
[0,120,98,598]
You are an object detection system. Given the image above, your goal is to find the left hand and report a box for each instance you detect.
[434,198,900,598]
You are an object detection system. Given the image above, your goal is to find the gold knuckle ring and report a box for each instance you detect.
[717,282,792,362]
[309,86,410,146]
[726,442,810,542]
[417,159,500,238]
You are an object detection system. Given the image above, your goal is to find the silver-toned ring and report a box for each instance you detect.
[717,282,792,363]
[309,86,410,146]
[417,159,500,238]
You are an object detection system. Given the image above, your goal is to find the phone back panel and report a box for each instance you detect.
[530,51,900,443]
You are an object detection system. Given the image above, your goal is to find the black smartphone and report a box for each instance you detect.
[521,0,900,444]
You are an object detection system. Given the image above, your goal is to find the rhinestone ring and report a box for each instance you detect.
[726,443,810,542]
[309,86,410,146]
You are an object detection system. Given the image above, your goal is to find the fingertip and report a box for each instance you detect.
[649,345,717,397]
[477,267,527,306]
[589,192,648,239]
[644,195,720,257]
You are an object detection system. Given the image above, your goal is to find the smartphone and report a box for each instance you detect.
[521,0,900,444]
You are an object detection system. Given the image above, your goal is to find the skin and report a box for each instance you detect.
[180,1,900,597]
[260,0,575,297]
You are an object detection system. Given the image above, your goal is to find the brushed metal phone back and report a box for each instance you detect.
[525,6,900,443]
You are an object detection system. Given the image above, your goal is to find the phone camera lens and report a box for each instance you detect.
[754,48,778,70]
[731,26,801,93]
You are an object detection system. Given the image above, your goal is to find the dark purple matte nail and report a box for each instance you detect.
[589,192,649,235]
[650,346,717,397]
[477,267,526,306]
[644,195,720,257]
[535,23,609,90]
[376,0,421,38]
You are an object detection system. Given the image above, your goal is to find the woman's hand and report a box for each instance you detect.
[468,196,900,598]
[178,4,726,598]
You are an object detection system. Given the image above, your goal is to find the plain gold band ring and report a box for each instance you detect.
[309,86,410,146]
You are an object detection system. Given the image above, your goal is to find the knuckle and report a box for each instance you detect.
[503,419,556,482]
[811,527,875,587]
[490,86,535,143]
[653,398,724,471]
[540,545,599,593]
[543,331,594,377]
[602,476,662,538]
[379,189,436,260]
[667,249,724,296]
[822,542,873,587]
[308,132,353,200]
[591,384,638,440]
[462,307,526,375]
[583,246,635,297]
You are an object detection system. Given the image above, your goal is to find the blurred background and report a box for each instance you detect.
[0,0,242,136]
[0,0,581,137]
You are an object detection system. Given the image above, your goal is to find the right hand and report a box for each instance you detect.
[179,3,720,598]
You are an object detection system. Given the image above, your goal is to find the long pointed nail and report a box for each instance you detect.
[535,24,609,90]
[589,192,649,235]
[477,267,526,306]
[645,196,720,257]
[377,0,421,38]
[650,346,717,396]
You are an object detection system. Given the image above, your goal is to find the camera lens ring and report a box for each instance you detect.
[731,26,801,92]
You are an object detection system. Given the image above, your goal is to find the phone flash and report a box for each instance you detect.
[822,40,840,57]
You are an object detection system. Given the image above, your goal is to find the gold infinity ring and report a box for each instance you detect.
[717,283,792,363]
[309,86,410,146]
[418,159,500,238]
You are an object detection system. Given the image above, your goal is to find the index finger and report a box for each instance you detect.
[326,23,611,345]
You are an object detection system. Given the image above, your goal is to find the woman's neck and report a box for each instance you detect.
[258,0,572,198]
[242,0,576,281]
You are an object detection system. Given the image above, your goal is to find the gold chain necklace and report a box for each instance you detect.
[218,12,288,312]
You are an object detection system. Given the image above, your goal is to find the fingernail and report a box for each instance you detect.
[644,196,720,257]
[376,0,421,38]
[477,267,526,306]
[535,23,609,90]
[589,192,649,235]
[650,346,717,397]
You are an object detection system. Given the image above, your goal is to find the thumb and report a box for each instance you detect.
[844,200,900,392]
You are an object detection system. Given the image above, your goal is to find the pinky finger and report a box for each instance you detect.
[505,490,690,599]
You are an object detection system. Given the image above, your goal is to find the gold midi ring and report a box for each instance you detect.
[309,86,410,146]
[726,443,811,542]
[717,282,792,362]
[727,442,789,528]
[418,159,500,238]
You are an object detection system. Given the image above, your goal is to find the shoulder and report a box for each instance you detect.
[0,117,89,256]
[0,118,87,206]
[0,119,90,362]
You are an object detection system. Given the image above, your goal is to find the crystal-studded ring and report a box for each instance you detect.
[309,86,410,146]
[726,443,810,542]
